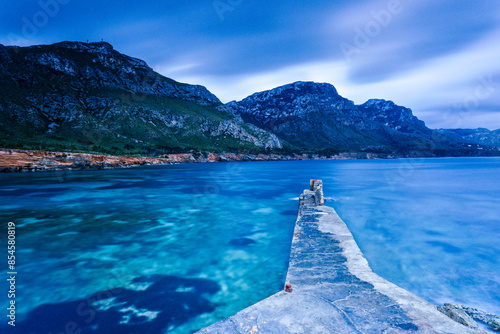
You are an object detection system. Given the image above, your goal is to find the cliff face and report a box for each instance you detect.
[227,81,493,156]
[0,41,281,154]
[437,128,500,148]
[357,99,430,136]
[227,81,385,152]
[0,41,220,106]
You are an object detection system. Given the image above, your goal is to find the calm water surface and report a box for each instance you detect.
[0,157,499,333]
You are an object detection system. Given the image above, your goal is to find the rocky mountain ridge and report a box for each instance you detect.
[1,41,498,160]
[226,81,491,156]
[436,128,500,148]
[357,99,430,135]
[0,41,281,155]
[1,41,221,106]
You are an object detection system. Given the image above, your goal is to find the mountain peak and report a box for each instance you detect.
[54,40,151,70]
[264,81,339,97]
[235,81,342,104]
[54,40,114,51]
[287,80,337,90]
[0,41,282,153]
[226,81,374,150]
[0,40,229,106]
[362,99,397,109]
[358,98,427,134]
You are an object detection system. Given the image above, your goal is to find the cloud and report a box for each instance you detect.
[160,26,500,129]
[418,111,500,130]
[2,0,500,129]
[330,0,500,83]
[156,60,348,103]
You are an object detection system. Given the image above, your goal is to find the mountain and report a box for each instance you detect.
[0,41,281,155]
[1,42,497,159]
[436,128,500,148]
[356,99,430,136]
[227,81,480,156]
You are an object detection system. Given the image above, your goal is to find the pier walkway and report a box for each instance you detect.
[199,180,479,333]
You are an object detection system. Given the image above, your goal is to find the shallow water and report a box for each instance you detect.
[0,157,499,333]
[328,157,500,315]
[0,163,299,333]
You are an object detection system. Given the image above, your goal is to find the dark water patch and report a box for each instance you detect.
[280,210,297,216]
[0,187,68,197]
[78,228,92,233]
[424,230,445,236]
[30,193,65,198]
[15,275,219,334]
[230,188,277,200]
[175,186,248,198]
[176,186,205,195]
[175,185,280,201]
[477,252,498,264]
[97,182,137,190]
[0,189,35,197]
[229,238,256,248]
[97,179,170,190]
[31,187,69,193]
[38,213,63,219]
[426,241,463,254]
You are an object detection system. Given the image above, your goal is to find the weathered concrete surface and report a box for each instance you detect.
[198,182,480,333]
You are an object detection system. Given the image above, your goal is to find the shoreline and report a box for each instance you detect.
[0,148,395,172]
[3,148,498,173]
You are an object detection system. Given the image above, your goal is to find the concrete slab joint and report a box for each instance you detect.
[198,180,483,333]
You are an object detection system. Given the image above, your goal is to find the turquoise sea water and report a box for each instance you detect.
[0,157,499,333]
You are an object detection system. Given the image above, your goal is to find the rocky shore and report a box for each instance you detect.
[0,148,395,172]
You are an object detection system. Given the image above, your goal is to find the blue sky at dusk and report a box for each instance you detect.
[1,0,500,129]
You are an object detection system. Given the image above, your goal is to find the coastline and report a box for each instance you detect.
[5,147,497,173]
[0,148,392,172]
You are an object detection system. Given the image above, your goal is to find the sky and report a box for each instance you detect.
[1,0,500,129]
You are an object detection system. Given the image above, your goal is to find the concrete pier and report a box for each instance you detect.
[198,181,479,333]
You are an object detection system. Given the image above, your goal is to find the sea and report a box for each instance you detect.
[0,157,499,333]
